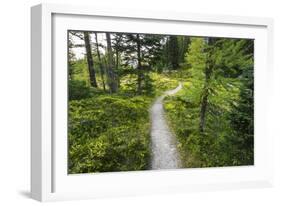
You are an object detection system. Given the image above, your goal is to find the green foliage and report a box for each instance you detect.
[186,37,207,74]
[70,59,91,86]
[178,36,190,64]
[68,95,152,173]
[226,66,254,165]
[68,30,254,173]
[164,80,251,167]
[69,80,91,100]
[119,74,139,95]
[164,37,254,167]
[168,36,180,69]
[119,72,179,96]
[150,72,179,95]
[185,37,207,102]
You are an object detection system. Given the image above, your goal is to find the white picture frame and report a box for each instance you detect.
[31,3,274,202]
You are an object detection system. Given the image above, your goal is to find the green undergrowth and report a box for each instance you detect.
[68,95,152,174]
[164,79,253,168]
[68,72,182,174]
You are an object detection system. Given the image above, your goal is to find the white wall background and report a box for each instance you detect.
[0,0,280,205]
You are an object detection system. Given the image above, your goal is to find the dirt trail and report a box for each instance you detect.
[150,83,182,169]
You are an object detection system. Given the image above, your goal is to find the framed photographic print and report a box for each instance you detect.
[31,3,274,201]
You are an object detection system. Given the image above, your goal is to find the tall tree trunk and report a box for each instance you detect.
[83,32,98,87]
[168,35,179,70]
[180,36,190,63]
[136,34,142,94]
[199,84,209,133]
[115,50,120,87]
[94,32,106,91]
[165,37,170,72]
[199,37,213,133]
[105,33,118,93]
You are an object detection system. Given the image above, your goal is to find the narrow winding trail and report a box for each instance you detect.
[150,83,182,169]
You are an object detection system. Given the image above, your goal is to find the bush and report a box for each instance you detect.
[69,80,91,100]
[150,72,179,95]
[164,80,253,168]
[68,95,151,173]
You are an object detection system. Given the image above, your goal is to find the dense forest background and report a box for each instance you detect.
[68,30,254,174]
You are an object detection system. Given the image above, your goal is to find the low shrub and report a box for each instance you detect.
[69,80,91,100]
[68,95,151,173]
[163,80,253,168]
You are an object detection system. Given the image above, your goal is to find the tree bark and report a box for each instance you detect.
[199,37,213,133]
[83,32,98,87]
[136,34,142,94]
[115,50,121,87]
[199,84,209,133]
[94,32,106,91]
[180,36,190,63]
[106,33,118,93]
[168,35,179,70]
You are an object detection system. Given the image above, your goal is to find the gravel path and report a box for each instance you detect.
[150,83,182,169]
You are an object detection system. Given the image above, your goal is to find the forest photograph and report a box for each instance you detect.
[67,30,254,174]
